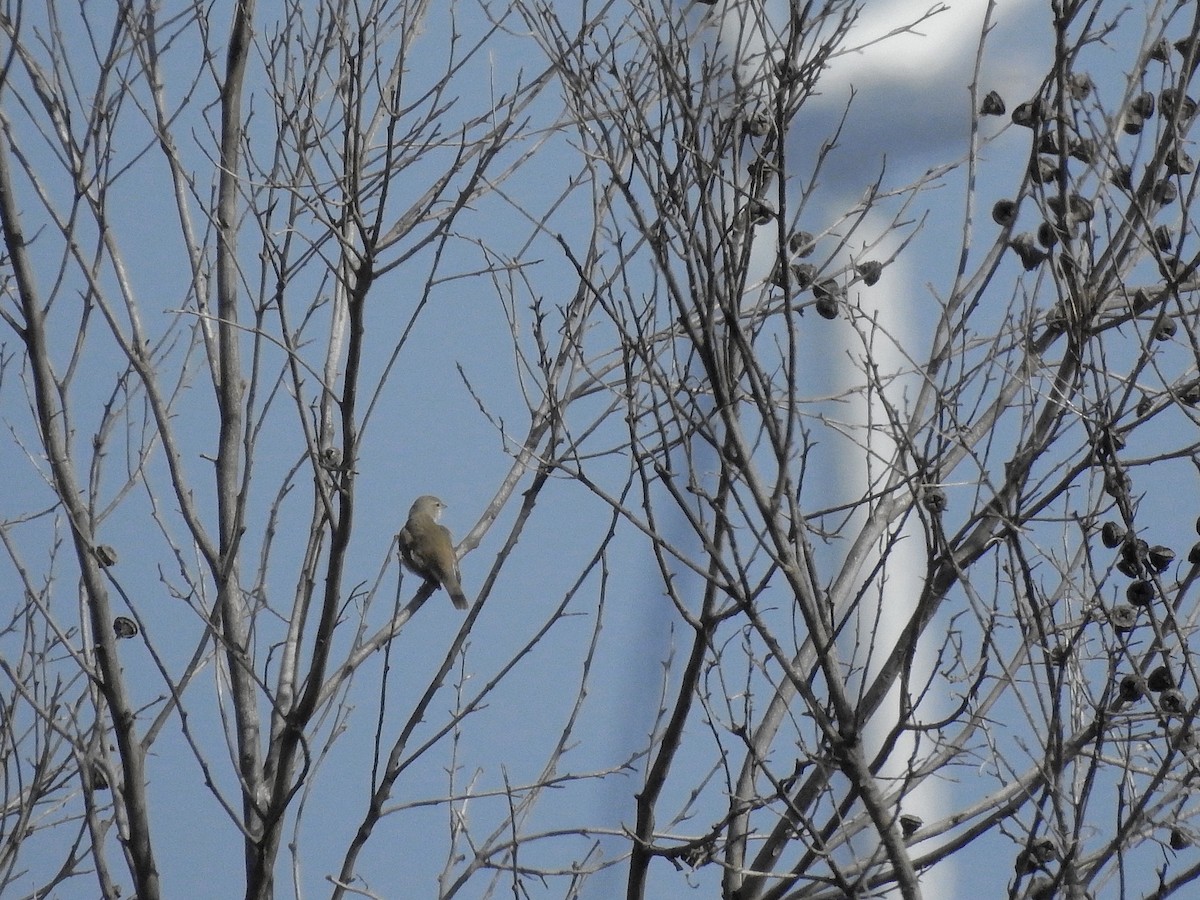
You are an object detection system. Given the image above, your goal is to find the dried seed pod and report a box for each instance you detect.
[1131,91,1156,118]
[1069,138,1097,163]
[981,90,1005,116]
[1011,98,1042,127]
[856,260,882,286]
[1149,545,1176,572]
[812,278,840,301]
[1101,521,1125,548]
[1032,837,1058,863]
[1182,381,1200,406]
[1098,430,1126,456]
[1189,542,1200,565]
[1161,89,1198,123]
[1104,471,1132,499]
[899,814,922,837]
[113,616,139,639]
[1152,180,1178,205]
[1123,112,1145,135]
[1174,37,1198,59]
[1010,233,1047,270]
[1116,557,1142,578]
[1126,580,1155,607]
[813,280,841,319]
[1108,603,1139,632]
[1068,194,1095,222]
[1015,847,1040,874]
[992,198,1018,226]
[1068,72,1094,99]
[743,114,773,137]
[1038,131,1060,155]
[788,231,815,257]
[1027,876,1055,900]
[1047,193,1094,228]
[1111,164,1133,191]
[814,295,839,320]
[1166,148,1196,175]
[746,198,775,226]
[1121,537,1149,565]
[1037,222,1060,248]
[1150,38,1171,62]
[791,263,816,290]
[922,486,947,513]
[1030,156,1059,184]
[90,760,110,791]
[1153,225,1174,251]
[1148,665,1175,692]
[1171,828,1192,851]
[770,261,791,289]
[1136,395,1153,417]
[1119,673,1146,702]
[1195,515,1200,536]
[1156,316,1178,340]
[1160,688,1187,715]
[93,545,118,567]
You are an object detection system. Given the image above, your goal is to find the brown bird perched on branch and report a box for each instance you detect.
[398,495,468,609]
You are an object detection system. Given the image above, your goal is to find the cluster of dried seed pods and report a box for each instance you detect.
[1123,50,1199,289]
[988,45,1198,294]
[769,229,883,322]
[986,81,1091,273]
[1100,516,1193,716]
[1117,664,1181,710]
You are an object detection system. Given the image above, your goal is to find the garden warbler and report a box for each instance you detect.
[398,495,468,610]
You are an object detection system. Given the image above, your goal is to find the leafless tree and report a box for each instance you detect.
[1,0,1199,898]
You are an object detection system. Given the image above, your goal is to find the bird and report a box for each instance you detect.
[398,495,469,610]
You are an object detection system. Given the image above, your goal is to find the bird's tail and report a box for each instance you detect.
[446,579,469,610]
